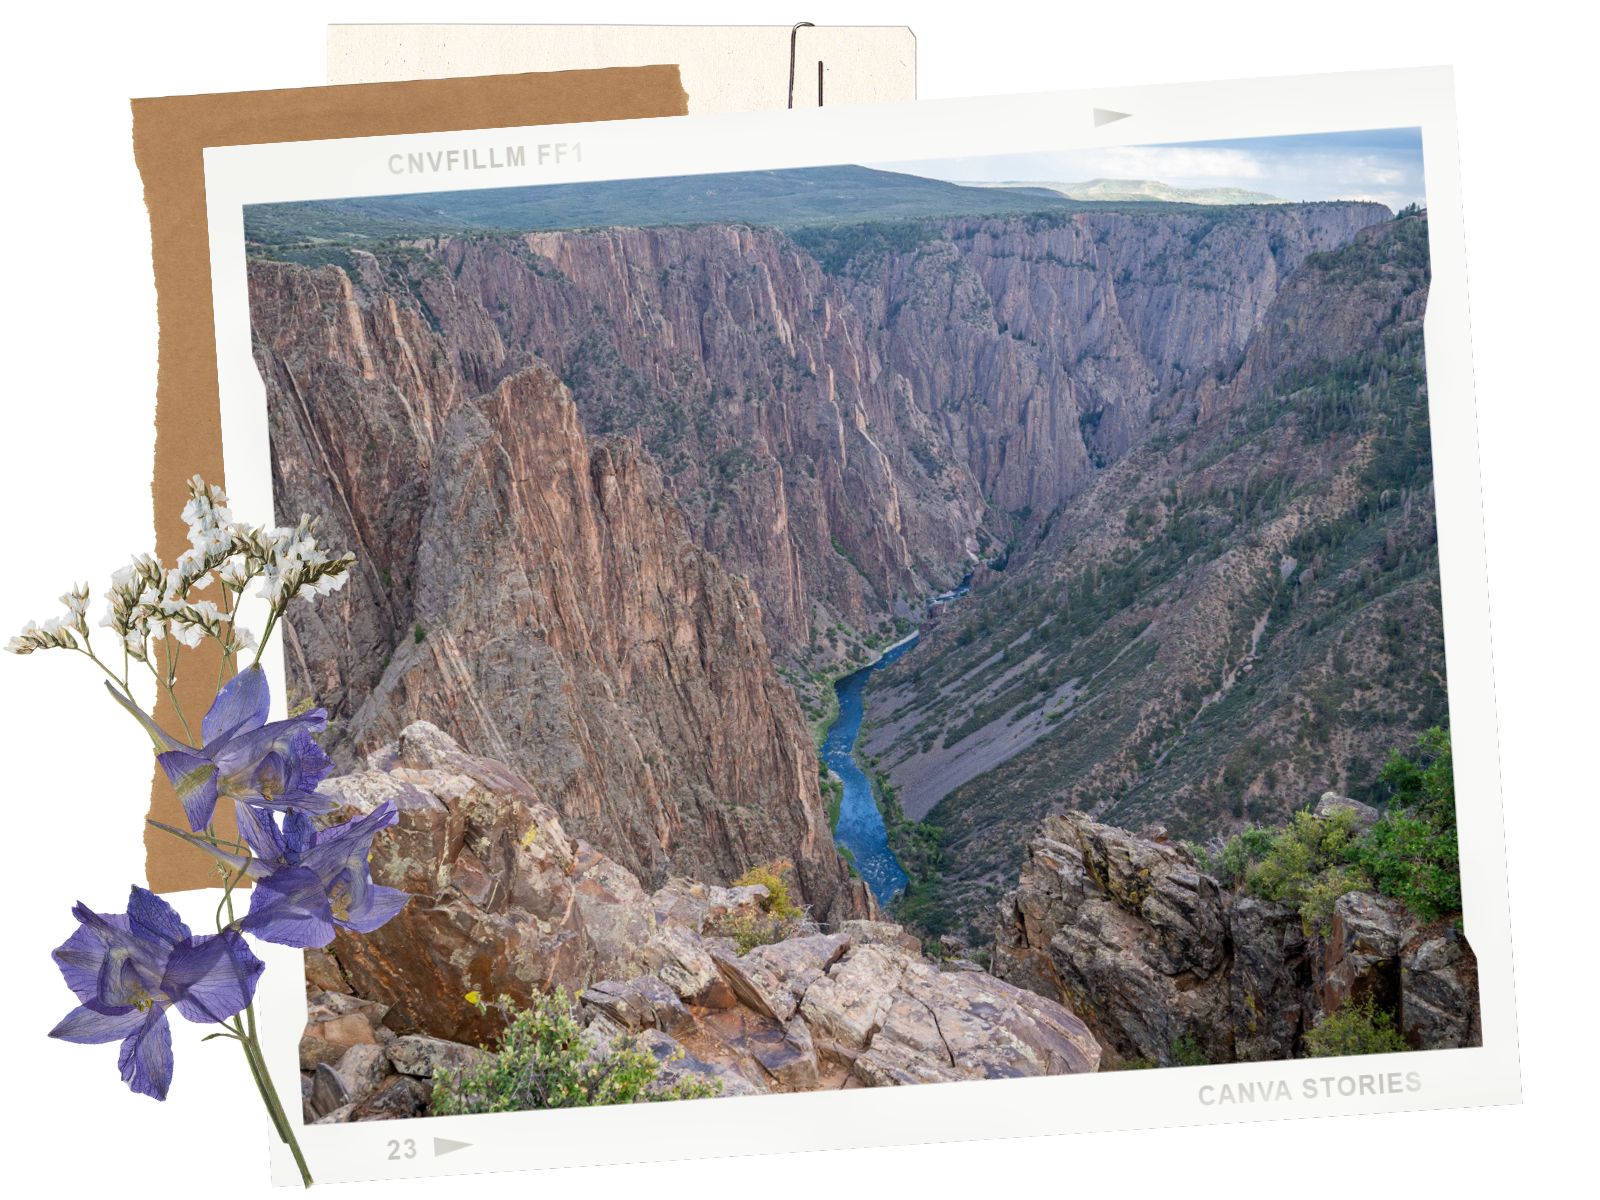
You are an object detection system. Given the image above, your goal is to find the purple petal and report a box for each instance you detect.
[231,802,288,866]
[302,801,398,868]
[98,947,156,1009]
[126,886,190,947]
[53,917,126,1003]
[202,666,270,743]
[281,810,315,858]
[50,1002,145,1045]
[340,880,410,934]
[166,932,264,1024]
[118,1011,174,1100]
[242,866,337,949]
[157,748,220,831]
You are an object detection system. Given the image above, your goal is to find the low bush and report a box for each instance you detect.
[1303,997,1408,1058]
[1214,727,1461,932]
[1353,727,1460,920]
[733,859,804,920]
[431,991,719,1115]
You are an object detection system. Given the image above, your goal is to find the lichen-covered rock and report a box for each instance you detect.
[651,879,771,933]
[995,811,1481,1064]
[350,1075,431,1122]
[320,724,661,1045]
[992,814,1233,1065]
[800,944,907,1057]
[1314,792,1382,831]
[386,1035,491,1080]
[580,976,696,1037]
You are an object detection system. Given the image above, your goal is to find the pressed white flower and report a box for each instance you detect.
[61,584,90,619]
[6,616,77,654]
[181,475,235,556]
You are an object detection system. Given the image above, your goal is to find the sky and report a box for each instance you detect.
[882,128,1426,212]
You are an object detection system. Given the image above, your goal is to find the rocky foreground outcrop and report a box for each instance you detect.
[301,724,1099,1121]
[992,811,1480,1066]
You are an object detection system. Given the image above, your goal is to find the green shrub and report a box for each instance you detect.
[1236,809,1365,934]
[716,910,790,954]
[1303,997,1408,1058]
[734,859,803,920]
[1170,1034,1210,1067]
[1353,727,1460,920]
[431,991,719,1115]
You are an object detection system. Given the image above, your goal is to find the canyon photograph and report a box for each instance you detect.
[242,129,1480,1122]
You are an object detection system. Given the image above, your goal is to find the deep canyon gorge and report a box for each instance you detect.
[248,166,1455,1038]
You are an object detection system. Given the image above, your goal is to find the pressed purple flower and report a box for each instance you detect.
[50,886,264,1100]
[155,800,410,949]
[142,666,335,831]
[243,803,410,948]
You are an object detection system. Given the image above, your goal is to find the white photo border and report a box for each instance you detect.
[196,66,1518,1186]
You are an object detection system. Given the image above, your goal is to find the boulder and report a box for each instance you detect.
[333,1043,392,1102]
[580,976,696,1037]
[651,878,771,933]
[1400,926,1481,1050]
[350,1075,432,1121]
[1316,891,1408,1016]
[992,814,1232,1066]
[995,811,1482,1065]
[799,944,906,1058]
[299,993,387,1070]
[835,920,924,954]
[643,925,738,1008]
[320,724,664,1045]
[1315,792,1382,832]
[629,1028,765,1098]
[308,1065,349,1118]
[731,933,850,1022]
[386,1035,491,1080]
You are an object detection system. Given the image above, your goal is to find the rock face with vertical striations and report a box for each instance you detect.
[253,269,868,916]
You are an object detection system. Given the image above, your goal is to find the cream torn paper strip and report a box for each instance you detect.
[328,23,916,112]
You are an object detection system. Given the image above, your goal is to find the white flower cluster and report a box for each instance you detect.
[229,515,354,609]
[6,585,89,655]
[7,476,352,663]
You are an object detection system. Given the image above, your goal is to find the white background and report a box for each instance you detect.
[0,2,1591,1195]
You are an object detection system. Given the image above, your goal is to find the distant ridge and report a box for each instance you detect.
[245,166,1296,249]
[958,178,1289,205]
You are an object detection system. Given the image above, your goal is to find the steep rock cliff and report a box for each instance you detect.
[252,266,867,917]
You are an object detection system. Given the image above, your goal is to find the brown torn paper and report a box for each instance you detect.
[131,65,688,892]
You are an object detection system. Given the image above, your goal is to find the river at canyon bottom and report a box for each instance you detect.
[822,634,918,902]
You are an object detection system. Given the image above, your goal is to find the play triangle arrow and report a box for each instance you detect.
[1093,108,1132,127]
[433,1138,472,1157]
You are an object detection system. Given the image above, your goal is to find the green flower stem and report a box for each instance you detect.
[236,1010,314,1188]
[251,608,281,669]
[159,639,197,745]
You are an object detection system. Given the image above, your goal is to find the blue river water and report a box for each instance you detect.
[823,634,919,902]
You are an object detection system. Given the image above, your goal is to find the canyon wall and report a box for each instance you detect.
[253,264,867,917]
